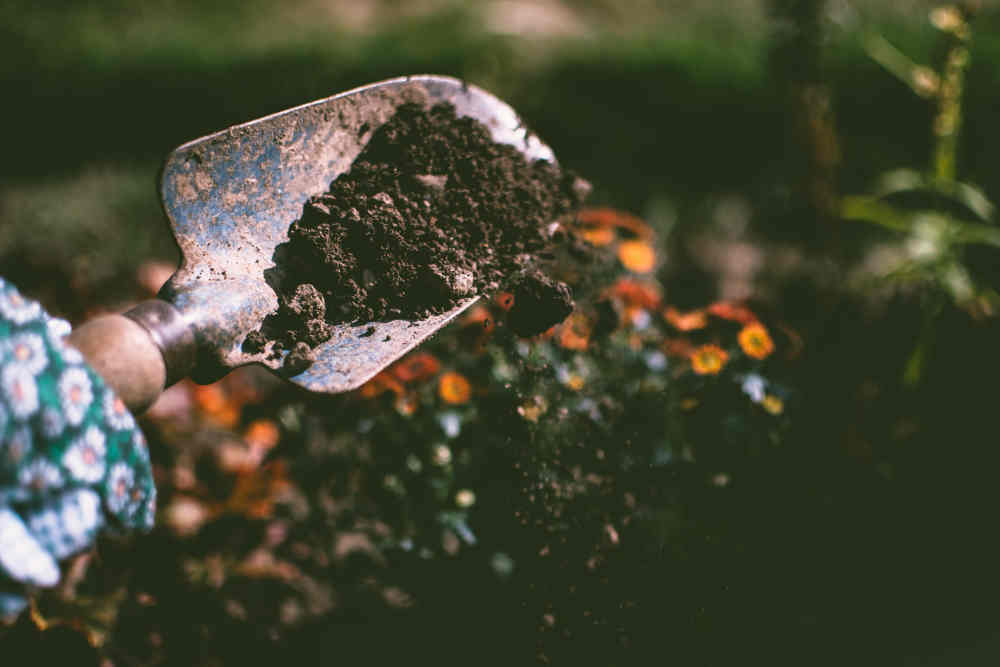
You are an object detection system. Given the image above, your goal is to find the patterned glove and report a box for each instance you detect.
[0,278,156,619]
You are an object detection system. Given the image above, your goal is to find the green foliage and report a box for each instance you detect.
[843,4,999,382]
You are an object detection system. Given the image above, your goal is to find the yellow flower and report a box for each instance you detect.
[455,489,476,508]
[930,6,965,35]
[690,344,728,375]
[738,323,775,360]
[679,397,700,411]
[617,240,657,274]
[517,395,548,423]
[432,444,453,466]
[761,394,784,415]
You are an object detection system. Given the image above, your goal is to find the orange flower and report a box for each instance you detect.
[193,383,240,428]
[559,328,589,350]
[664,307,708,332]
[738,323,775,360]
[358,372,405,398]
[537,323,560,340]
[395,392,420,416]
[243,419,280,452]
[690,344,729,375]
[438,372,472,404]
[617,240,656,274]
[706,301,757,324]
[225,460,289,519]
[581,226,616,247]
[609,279,661,310]
[223,370,267,407]
[193,383,227,414]
[358,377,383,399]
[391,352,441,383]
[577,207,653,240]
[460,306,496,350]
[494,292,515,311]
[462,305,495,332]
[558,312,591,351]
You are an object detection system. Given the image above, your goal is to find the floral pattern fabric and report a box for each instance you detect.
[0,278,155,618]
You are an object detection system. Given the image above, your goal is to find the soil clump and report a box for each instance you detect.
[505,270,575,337]
[245,102,586,362]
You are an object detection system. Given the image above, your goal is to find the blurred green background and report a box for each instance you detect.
[4,0,1000,311]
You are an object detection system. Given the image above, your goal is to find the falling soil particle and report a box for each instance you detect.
[506,270,575,337]
[245,102,586,365]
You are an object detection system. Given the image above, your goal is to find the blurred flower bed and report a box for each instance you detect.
[0,207,795,664]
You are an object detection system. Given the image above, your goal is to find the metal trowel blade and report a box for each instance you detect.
[157,75,556,393]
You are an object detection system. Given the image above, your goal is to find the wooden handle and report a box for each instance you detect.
[67,314,167,414]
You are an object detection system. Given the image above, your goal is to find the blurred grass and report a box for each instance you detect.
[0,0,773,182]
[0,161,170,317]
[4,0,1000,308]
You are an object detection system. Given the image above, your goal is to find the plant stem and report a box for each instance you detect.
[931,6,973,184]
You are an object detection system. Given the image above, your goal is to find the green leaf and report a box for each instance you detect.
[875,168,926,197]
[952,219,1000,247]
[950,182,995,222]
[841,196,913,232]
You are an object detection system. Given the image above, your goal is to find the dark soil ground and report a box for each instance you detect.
[244,102,586,359]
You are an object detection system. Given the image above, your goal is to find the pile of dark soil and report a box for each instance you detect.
[245,102,587,359]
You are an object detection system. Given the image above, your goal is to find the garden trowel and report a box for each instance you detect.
[67,75,557,412]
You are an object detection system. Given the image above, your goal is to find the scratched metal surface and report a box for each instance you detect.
[157,75,556,393]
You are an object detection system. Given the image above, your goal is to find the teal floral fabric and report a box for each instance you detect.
[0,277,155,618]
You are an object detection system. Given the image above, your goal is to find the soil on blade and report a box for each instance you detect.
[244,102,586,364]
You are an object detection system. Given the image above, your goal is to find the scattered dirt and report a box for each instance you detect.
[245,102,587,363]
[506,270,574,337]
